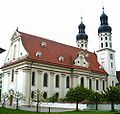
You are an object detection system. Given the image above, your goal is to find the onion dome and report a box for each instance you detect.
[98,7,112,33]
[76,17,88,41]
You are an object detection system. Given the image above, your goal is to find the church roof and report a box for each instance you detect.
[17,32,106,75]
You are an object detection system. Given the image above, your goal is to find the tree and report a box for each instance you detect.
[88,91,102,110]
[2,92,8,108]
[34,89,43,112]
[66,85,90,111]
[8,89,14,106]
[102,86,120,111]
[14,91,24,110]
[48,93,58,103]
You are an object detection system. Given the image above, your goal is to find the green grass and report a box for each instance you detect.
[0,107,119,114]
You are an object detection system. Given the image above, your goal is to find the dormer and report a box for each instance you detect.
[74,51,89,68]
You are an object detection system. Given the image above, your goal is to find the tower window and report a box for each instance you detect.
[101,43,103,48]
[109,37,111,41]
[101,37,103,41]
[105,36,107,40]
[110,53,113,60]
[81,44,83,47]
[105,42,108,47]
[110,43,112,48]
[111,62,113,68]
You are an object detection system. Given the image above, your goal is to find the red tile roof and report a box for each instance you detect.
[19,32,107,75]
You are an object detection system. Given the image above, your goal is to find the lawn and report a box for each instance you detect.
[0,107,119,114]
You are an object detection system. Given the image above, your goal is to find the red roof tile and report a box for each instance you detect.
[19,32,107,75]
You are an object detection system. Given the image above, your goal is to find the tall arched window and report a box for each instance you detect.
[81,77,84,87]
[103,80,105,90]
[11,69,14,82]
[43,73,48,87]
[112,81,114,86]
[89,79,92,89]
[96,79,99,90]
[56,75,59,88]
[66,76,70,88]
[32,71,35,86]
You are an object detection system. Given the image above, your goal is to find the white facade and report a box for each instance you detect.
[1,31,108,105]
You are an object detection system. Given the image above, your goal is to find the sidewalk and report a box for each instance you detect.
[0,103,74,112]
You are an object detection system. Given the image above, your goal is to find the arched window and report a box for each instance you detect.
[66,76,70,88]
[43,92,47,99]
[43,73,48,87]
[103,80,105,90]
[55,75,59,88]
[11,69,14,82]
[96,79,99,90]
[89,79,92,89]
[112,81,114,86]
[56,92,59,98]
[81,77,84,87]
[32,71,35,86]
[31,91,34,99]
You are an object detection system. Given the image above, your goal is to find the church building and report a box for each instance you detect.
[1,9,117,105]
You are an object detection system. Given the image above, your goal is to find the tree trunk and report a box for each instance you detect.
[16,98,19,110]
[111,102,114,111]
[10,95,13,106]
[95,103,98,110]
[76,101,79,111]
[36,102,39,112]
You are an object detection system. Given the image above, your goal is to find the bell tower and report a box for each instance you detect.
[76,17,88,50]
[97,7,117,86]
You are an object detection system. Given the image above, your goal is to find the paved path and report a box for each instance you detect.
[0,103,74,112]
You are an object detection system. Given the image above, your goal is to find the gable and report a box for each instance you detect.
[4,31,28,64]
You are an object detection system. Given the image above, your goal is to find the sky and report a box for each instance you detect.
[0,0,120,71]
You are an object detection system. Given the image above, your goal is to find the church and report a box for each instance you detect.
[1,8,117,105]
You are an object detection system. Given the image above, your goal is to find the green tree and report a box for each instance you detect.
[8,89,14,106]
[34,89,43,112]
[88,91,102,110]
[48,93,58,103]
[14,91,24,110]
[2,92,8,107]
[66,85,90,111]
[102,86,120,111]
